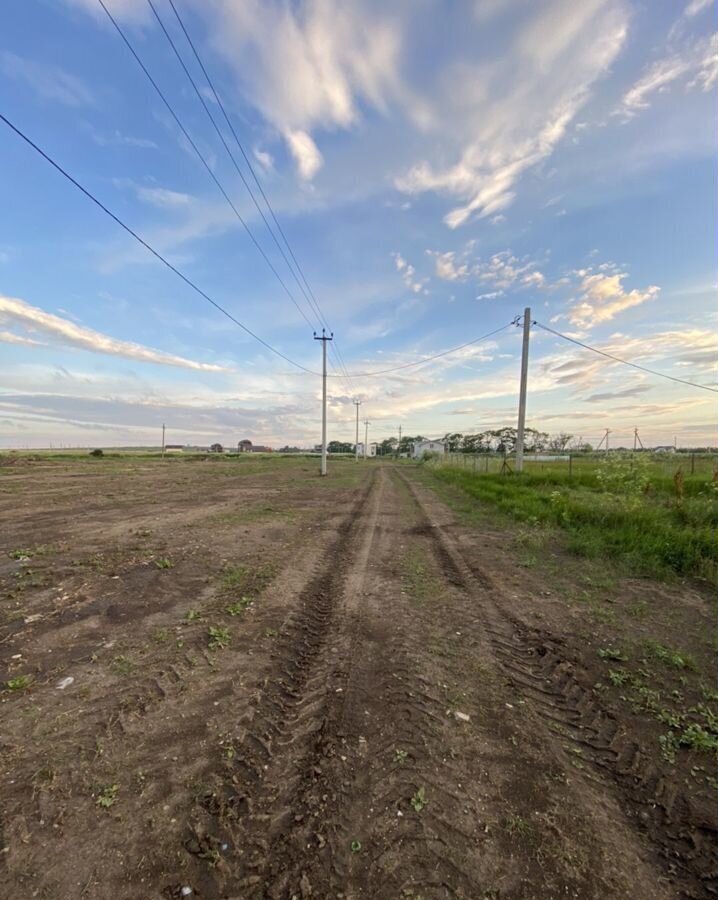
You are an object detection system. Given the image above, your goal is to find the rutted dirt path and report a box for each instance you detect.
[167,465,679,899]
[1,458,715,898]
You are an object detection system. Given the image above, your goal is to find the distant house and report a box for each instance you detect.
[250,445,273,453]
[164,444,184,453]
[412,440,446,459]
[654,446,676,454]
[238,439,253,453]
[356,442,377,458]
[209,443,224,453]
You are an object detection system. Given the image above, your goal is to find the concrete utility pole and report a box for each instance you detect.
[515,307,531,473]
[364,420,370,459]
[162,423,166,457]
[633,427,644,451]
[314,329,333,476]
[353,399,361,462]
[398,424,402,457]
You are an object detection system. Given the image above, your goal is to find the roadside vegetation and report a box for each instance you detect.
[428,453,718,581]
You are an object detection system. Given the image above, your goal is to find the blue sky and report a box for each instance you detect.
[1,0,716,449]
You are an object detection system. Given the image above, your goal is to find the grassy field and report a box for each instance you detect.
[427,453,718,582]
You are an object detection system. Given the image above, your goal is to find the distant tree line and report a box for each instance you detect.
[438,428,586,454]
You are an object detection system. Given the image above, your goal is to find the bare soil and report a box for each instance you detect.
[0,455,716,899]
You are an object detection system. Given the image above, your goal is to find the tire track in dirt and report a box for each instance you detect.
[167,469,385,898]
[397,469,717,900]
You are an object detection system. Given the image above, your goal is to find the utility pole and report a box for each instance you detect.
[353,399,361,462]
[633,427,643,451]
[398,424,402,458]
[162,423,166,457]
[597,428,612,452]
[364,420,370,459]
[515,307,531,473]
[314,329,333,476]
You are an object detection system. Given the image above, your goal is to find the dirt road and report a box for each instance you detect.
[1,457,715,898]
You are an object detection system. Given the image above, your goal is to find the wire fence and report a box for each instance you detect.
[432,451,718,479]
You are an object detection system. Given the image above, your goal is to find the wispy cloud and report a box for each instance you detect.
[391,252,428,294]
[617,32,718,120]
[0,295,229,372]
[395,1,627,225]
[0,51,94,107]
[210,0,403,181]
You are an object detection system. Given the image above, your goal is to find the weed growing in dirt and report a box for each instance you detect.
[394,749,408,765]
[155,557,174,570]
[95,784,119,808]
[6,674,32,691]
[503,814,533,839]
[350,840,362,853]
[111,655,134,675]
[208,625,230,650]
[607,669,631,687]
[264,627,278,638]
[9,548,32,560]
[598,647,625,661]
[151,628,170,643]
[185,609,202,622]
[221,562,275,595]
[225,597,253,616]
[641,639,697,671]
[410,786,428,812]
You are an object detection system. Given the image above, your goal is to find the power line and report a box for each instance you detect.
[96,0,317,334]
[0,112,319,375]
[534,320,718,394]
[161,0,359,392]
[328,321,518,378]
[145,0,317,331]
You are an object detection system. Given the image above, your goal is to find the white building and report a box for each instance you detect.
[412,440,446,459]
[356,442,377,458]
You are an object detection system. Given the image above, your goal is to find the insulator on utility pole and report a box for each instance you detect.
[515,307,531,473]
[314,329,334,476]
[353,399,361,462]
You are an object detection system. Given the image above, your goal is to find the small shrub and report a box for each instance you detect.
[7,674,32,691]
[90,448,104,458]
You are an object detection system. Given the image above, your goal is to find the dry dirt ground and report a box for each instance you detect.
[0,455,716,900]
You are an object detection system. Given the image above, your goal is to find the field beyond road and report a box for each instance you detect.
[1,454,716,899]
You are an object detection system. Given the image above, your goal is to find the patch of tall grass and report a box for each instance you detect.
[429,465,718,582]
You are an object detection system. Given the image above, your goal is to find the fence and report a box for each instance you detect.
[431,451,718,479]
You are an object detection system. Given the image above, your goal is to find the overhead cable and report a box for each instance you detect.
[0,112,319,375]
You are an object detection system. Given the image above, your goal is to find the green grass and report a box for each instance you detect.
[427,465,718,581]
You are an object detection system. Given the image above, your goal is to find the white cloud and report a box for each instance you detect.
[284,129,324,180]
[618,32,718,119]
[396,1,627,225]
[0,51,94,107]
[0,295,229,372]
[685,0,713,16]
[0,330,46,347]
[211,0,402,181]
[567,270,659,328]
[253,147,274,172]
[90,129,157,149]
[134,186,194,209]
[428,251,469,282]
[391,252,428,294]
[476,291,504,300]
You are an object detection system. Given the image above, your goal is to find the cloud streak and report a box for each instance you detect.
[0,296,229,372]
